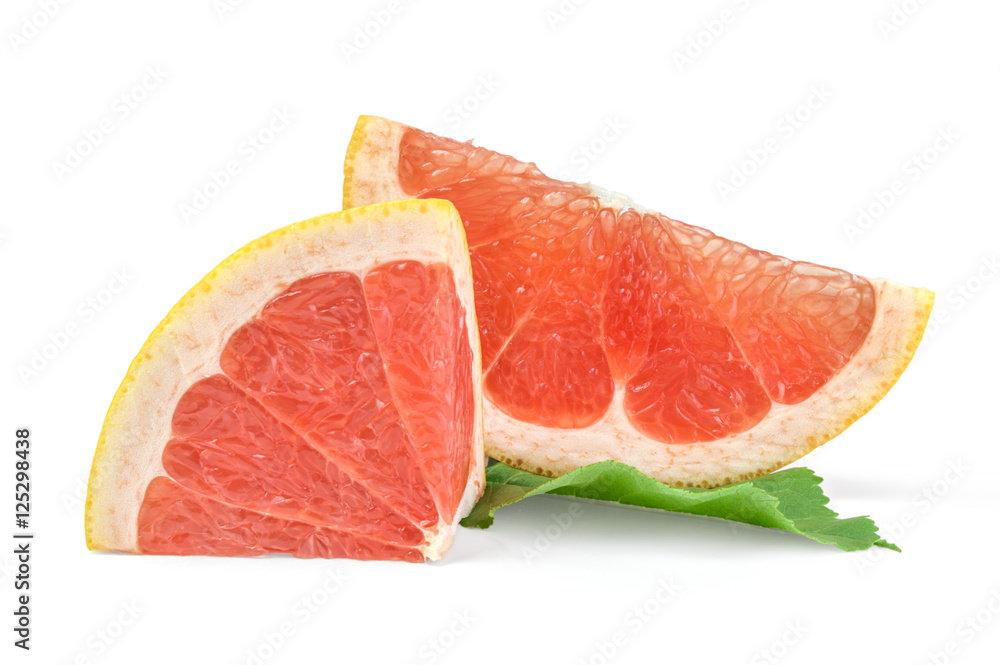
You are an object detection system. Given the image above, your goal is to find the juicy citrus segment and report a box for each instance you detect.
[669,222,876,404]
[161,373,428,543]
[343,116,933,487]
[483,289,614,429]
[393,127,792,440]
[603,209,654,383]
[621,220,772,443]
[217,270,440,528]
[362,261,475,523]
[139,477,423,561]
[86,201,484,560]
[134,262,469,558]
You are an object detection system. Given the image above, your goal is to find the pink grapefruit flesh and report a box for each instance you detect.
[87,201,484,560]
[343,116,933,487]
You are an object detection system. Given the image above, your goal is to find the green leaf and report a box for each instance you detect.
[460,461,899,553]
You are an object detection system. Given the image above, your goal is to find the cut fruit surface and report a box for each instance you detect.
[344,116,933,488]
[86,200,484,561]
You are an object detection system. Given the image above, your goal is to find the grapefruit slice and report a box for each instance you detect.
[343,116,933,488]
[85,200,484,561]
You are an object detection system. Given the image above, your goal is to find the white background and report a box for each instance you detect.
[2,1,999,663]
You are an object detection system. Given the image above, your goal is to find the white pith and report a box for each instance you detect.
[86,200,485,560]
[344,115,934,487]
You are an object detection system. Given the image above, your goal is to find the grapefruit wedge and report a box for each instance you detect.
[343,116,933,488]
[85,200,484,561]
